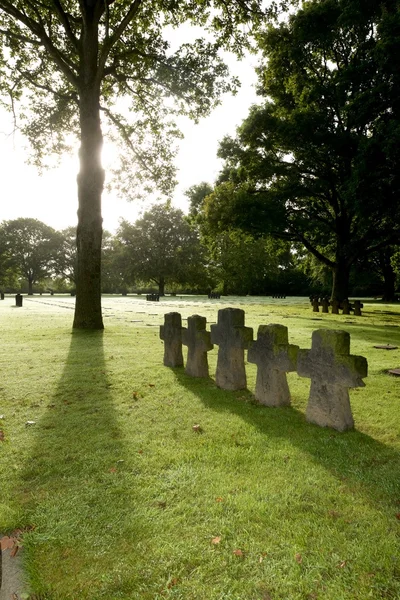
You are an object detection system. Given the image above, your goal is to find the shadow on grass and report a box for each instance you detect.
[173,369,400,512]
[19,331,141,598]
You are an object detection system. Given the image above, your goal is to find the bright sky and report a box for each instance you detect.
[0,54,259,233]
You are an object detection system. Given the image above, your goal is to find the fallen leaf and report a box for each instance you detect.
[0,430,4,441]
[148,383,155,387]
[0,536,16,551]
[233,548,244,557]
[337,560,347,568]
[167,577,178,588]
[211,536,221,545]
[109,467,117,473]
[295,553,302,564]
[192,424,203,433]
[215,496,224,502]
[396,513,400,520]
[132,391,139,400]
[138,449,143,454]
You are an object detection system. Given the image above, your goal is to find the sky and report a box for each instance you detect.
[0,53,260,233]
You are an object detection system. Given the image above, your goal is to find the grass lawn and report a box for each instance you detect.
[0,294,399,599]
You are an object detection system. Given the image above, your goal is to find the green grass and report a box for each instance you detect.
[0,295,400,599]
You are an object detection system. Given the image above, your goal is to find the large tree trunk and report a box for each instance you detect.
[73,17,104,330]
[28,276,33,295]
[331,259,350,301]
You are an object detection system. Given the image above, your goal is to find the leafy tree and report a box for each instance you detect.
[53,226,78,285]
[101,231,130,294]
[185,180,302,295]
[204,0,400,300]
[0,0,275,329]
[117,203,209,295]
[0,218,62,294]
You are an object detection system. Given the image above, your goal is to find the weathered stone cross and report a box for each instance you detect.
[159,312,183,367]
[210,307,253,390]
[247,324,299,406]
[182,314,213,377]
[297,329,368,431]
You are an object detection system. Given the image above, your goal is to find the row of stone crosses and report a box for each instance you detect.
[160,307,368,432]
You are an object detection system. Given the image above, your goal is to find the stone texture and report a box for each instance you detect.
[159,312,183,367]
[0,544,30,600]
[353,300,363,316]
[247,324,298,406]
[297,329,368,431]
[321,298,330,313]
[331,299,340,314]
[182,315,213,377]
[210,308,253,390]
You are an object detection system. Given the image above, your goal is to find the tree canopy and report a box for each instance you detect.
[116,203,209,295]
[202,0,400,300]
[0,218,62,294]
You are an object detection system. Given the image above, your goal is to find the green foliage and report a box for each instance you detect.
[117,203,210,293]
[0,218,63,293]
[0,0,274,199]
[205,0,400,300]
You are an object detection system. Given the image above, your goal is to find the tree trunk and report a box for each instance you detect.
[28,277,33,295]
[158,276,165,296]
[379,248,397,301]
[73,19,104,330]
[331,260,350,301]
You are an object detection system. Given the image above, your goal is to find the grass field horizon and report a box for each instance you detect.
[1,295,399,599]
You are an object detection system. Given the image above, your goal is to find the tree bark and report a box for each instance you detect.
[73,13,104,330]
[331,259,350,301]
[158,276,165,296]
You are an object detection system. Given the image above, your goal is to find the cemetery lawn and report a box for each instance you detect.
[0,295,399,600]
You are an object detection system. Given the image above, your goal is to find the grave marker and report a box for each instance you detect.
[297,329,368,431]
[210,308,253,390]
[182,315,213,377]
[247,324,298,406]
[160,312,183,367]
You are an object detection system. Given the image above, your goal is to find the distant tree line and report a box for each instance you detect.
[0,204,398,299]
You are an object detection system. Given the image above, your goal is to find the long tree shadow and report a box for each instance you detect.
[173,369,400,512]
[19,331,144,598]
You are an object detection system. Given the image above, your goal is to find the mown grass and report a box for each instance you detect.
[0,295,399,599]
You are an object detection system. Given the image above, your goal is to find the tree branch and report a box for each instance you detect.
[0,0,79,88]
[100,105,159,179]
[98,0,143,78]
[50,0,80,51]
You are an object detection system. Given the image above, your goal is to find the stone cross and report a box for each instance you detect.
[247,324,299,406]
[331,299,340,314]
[297,329,368,431]
[321,298,330,313]
[342,299,351,315]
[210,308,253,390]
[182,315,213,377]
[160,312,183,367]
[311,297,320,312]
